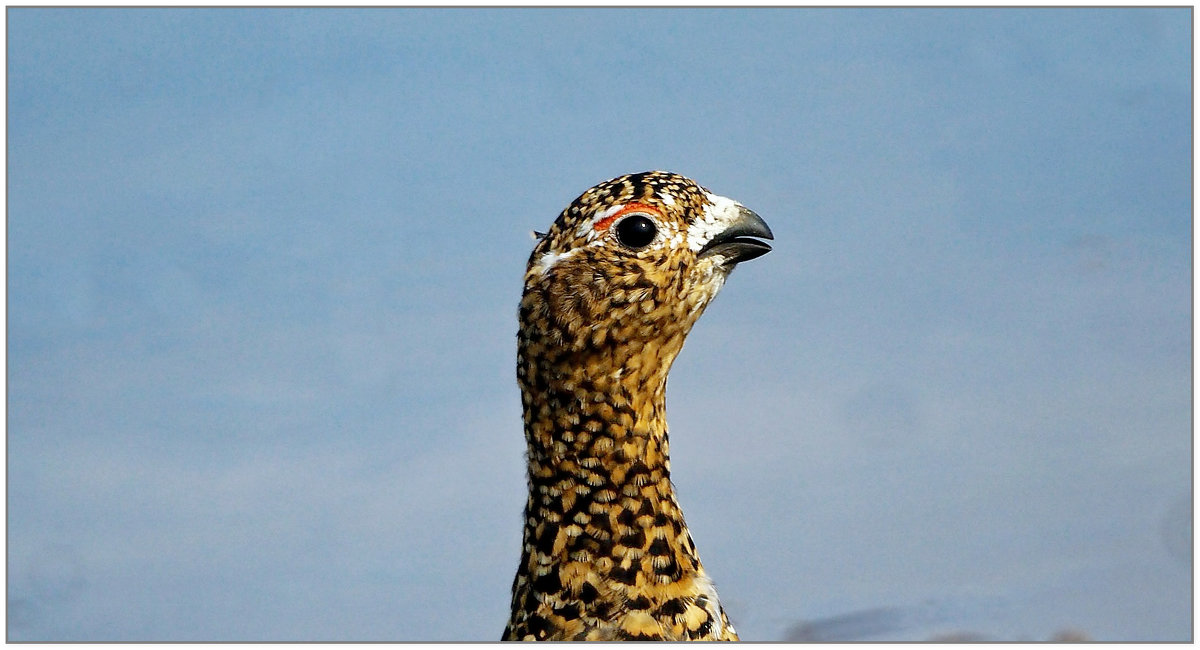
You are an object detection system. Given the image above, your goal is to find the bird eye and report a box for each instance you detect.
[614,214,657,249]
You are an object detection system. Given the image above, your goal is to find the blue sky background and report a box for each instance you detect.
[7,7,1191,642]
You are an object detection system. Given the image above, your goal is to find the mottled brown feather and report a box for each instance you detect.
[504,171,770,641]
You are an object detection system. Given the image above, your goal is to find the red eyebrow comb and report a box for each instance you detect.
[593,202,660,232]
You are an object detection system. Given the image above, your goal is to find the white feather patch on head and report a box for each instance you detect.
[687,192,742,253]
[535,247,576,275]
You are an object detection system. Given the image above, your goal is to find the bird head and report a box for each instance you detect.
[518,171,772,385]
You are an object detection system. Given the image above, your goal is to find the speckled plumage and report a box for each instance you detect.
[504,171,773,642]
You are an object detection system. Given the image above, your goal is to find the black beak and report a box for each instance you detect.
[697,206,774,265]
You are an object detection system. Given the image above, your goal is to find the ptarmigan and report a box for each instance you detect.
[504,171,773,641]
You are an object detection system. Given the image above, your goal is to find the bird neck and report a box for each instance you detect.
[519,341,677,471]
[511,339,729,639]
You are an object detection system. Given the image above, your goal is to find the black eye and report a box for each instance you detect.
[614,214,657,249]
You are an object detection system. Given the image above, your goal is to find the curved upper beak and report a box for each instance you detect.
[696,206,774,265]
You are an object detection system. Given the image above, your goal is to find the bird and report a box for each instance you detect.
[503,171,773,641]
